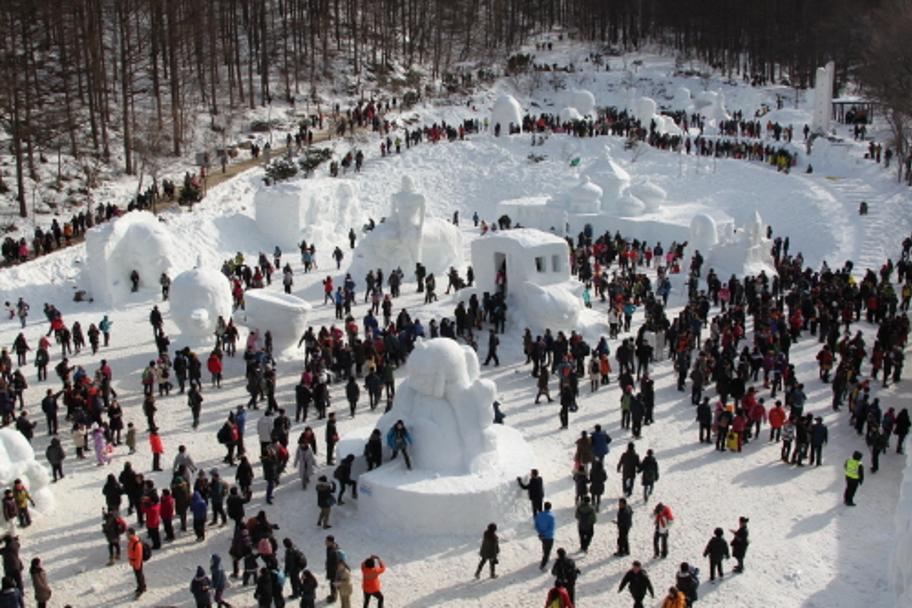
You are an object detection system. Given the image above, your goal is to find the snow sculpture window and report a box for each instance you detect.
[551,255,561,273]
[535,256,546,272]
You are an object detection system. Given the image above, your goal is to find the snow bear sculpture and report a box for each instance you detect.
[375,339,498,474]
[170,266,233,340]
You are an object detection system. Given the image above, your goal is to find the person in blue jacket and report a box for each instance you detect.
[191,491,208,541]
[386,420,412,469]
[591,424,612,463]
[534,502,556,571]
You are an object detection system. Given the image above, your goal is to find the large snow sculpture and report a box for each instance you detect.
[0,428,53,512]
[689,213,719,252]
[585,153,631,214]
[243,290,310,357]
[811,61,835,135]
[466,229,585,332]
[559,107,584,123]
[356,339,534,534]
[693,90,731,124]
[84,211,178,305]
[631,96,682,136]
[568,89,596,116]
[562,177,603,214]
[616,191,647,218]
[350,177,462,277]
[491,95,523,133]
[255,180,363,251]
[170,265,233,340]
[697,211,776,277]
[629,180,667,213]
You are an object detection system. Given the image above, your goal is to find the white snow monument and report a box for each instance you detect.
[169,265,233,340]
[811,61,835,135]
[356,338,534,534]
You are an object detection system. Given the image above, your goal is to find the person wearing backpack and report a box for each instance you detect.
[190,565,213,607]
[550,548,579,604]
[102,510,126,565]
[126,527,147,597]
[333,560,353,608]
[271,567,287,608]
[283,538,307,599]
[674,561,699,606]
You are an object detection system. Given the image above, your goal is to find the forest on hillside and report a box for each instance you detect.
[1,0,909,216]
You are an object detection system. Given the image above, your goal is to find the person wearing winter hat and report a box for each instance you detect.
[190,565,213,607]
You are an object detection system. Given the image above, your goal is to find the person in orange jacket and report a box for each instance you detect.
[660,586,687,608]
[544,583,574,608]
[127,527,147,597]
[361,555,385,607]
[149,429,164,472]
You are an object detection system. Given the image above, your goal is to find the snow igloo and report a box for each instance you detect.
[350,176,462,278]
[84,211,178,305]
[491,95,523,134]
[0,428,53,512]
[355,338,534,534]
[169,266,233,340]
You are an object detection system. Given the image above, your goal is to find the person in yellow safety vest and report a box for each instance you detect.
[843,450,864,506]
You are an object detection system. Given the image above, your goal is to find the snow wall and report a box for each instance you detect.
[255,180,362,251]
[893,451,912,606]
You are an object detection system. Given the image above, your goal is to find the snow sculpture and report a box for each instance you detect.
[585,153,631,214]
[811,61,835,135]
[243,291,310,357]
[491,95,523,133]
[169,265,233,340]
[357,339,534,534]
[689,213,719,251]
[673,86,692,109]
[892,453,912,606]
[0,428,53,512]
[698,211,776,277]
[84,211,178,305]
[255,180,362,251]
[467,229,585,332]
[693,90,731,124]
[631,96,682,136]
[569,89,596,116]
[350,177,462,277]
[629,180,667,213]
[616,191,647,218]
[563,177,603,214]
[559,107,584,123]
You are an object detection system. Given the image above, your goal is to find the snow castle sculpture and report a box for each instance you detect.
[355,339,534,534]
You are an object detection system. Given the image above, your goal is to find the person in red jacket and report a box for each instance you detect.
[361,555,385,607]
[207,352,223,388]
[748,396,767,440]
[127,528,146,597]
[149,429,164,472]
[142,488,162,549]
[544,583,574,608]
[768,401,786,442]
[160,489,176,541]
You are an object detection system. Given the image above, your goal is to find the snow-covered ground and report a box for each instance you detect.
[0,48,910,607]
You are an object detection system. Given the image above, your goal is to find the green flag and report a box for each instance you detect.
[569,157,581,167]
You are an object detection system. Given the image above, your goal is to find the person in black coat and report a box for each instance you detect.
[517,469,544,516]
[614,497,633,556]
[675,561,699,605]
[253,566,273,608]
[364,429,383,470]
[550,548,580,604]
[697,397,713,443]
[809,417,828,466]
[617,443,640,498]
[618,561,654,608]
[730,517,749,573]
[703,527,729,581]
